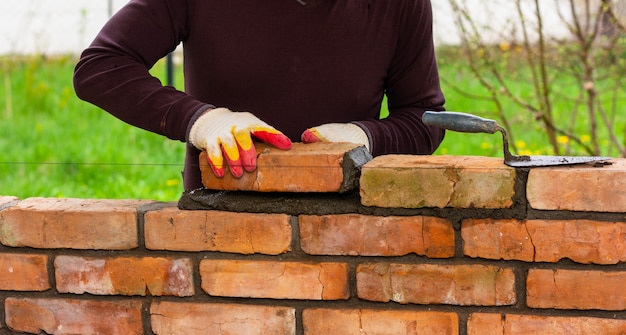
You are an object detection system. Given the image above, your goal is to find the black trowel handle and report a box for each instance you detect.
[422,111,501,134]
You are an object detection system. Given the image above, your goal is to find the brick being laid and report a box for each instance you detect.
[199,142,371,193]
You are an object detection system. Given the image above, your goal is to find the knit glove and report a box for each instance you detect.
[301,123,370,150]
[189,108,292,178]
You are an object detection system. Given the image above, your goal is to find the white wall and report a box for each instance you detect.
[0,0,618,55]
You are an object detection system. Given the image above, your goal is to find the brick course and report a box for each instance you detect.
[0,197,142,249]
[1,155,625,334]
[0,254,50,291]
[468,313,626,335]
[54,255,194,296]
[527,269,626,310]
[151,302,295,335]
[145,207,291,254]
[5,298,143,334]
[303,309,459,334]
[360,155,516,208]
[200,259,349,300]
[357,263,516,306]
[299,214,454,257]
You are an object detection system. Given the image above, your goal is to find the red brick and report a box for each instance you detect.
[0,254,50,291]
[145,207,291,254]
[467,313,504,335]
[357,263,516,306]
[151,301,295,335]
[0,198,144,249]
[526,219,626,264]
[527,269,626,310]
[200,259,349,300]
[463,219,534,262]
[5,298,143,334]
[201,142,368,192]
[463,219,626,265]
[55,255,193,297]
[468,313,626,335]
[303,309,459,335]
[360,155,515,209]
[300,214,454,257]
[527,158,626,212]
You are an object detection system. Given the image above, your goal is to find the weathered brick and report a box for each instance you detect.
[465,218,626,264]
[0,198,144,249]
[463,219,534,262]
[200,259,349,300]
[303,309,459,335]
[151,301,295,335]
[527,269,626,310]
[201,142,370,193]
[300,214,454,257]
[0,254,50,291]
[466,313,504,335]
[468,313,626,335]
[357,263,516,306]
[5,298,143,334]
[145,207,291,254]
[360,155,515,209]
[55,255,193,297]
[527,158,625,212]
[0,196,18,208]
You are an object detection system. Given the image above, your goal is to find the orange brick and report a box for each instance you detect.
[299,214,454,257]
[463,219,626,265]
[145,207,291,254]
[55,255,193,296]
[463,219,534,262]
[200,142,371,192]
[467,313,504,335]
[200,259,349,300]
[303,309,459,335]
[357,263,515,306]
[5,298,143,334]
[151,301,295,335]
[0,198,145,249]
[527,219,626,264]
[360,155,515,209]
[527,269,626,310]
[468,313,626,335]
[0,254,50,291]
[527,158,625,212]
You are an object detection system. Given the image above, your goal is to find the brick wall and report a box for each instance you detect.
[1,153,626,334]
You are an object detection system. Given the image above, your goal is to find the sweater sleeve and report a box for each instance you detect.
[73,0,207,142]
[354,0,445,156]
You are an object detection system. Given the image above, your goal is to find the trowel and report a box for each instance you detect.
[422,111,612,167]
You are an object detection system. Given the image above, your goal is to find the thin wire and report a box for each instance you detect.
[0,160,510,169]
[0,161,184,167]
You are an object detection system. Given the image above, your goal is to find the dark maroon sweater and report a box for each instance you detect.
[74,0,445,191]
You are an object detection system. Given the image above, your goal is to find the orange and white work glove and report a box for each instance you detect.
[301,123,370,150]
[189,107,292,178]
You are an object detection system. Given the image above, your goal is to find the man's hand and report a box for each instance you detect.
[189,108,292,178]
[301,123,370,150]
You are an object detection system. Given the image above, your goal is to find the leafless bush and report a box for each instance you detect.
[447,0,626,157]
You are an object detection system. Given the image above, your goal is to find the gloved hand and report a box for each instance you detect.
[301,123,370,150]
[189,107,292,178]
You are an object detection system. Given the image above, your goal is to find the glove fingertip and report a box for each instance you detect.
[253,130,293,150]
[239,146,258,173]
[301,129,322,143]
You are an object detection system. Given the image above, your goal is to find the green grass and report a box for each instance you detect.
[0,50,622,201]
[1,55,186,201]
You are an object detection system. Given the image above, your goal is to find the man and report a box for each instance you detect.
[74,0,445,191]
